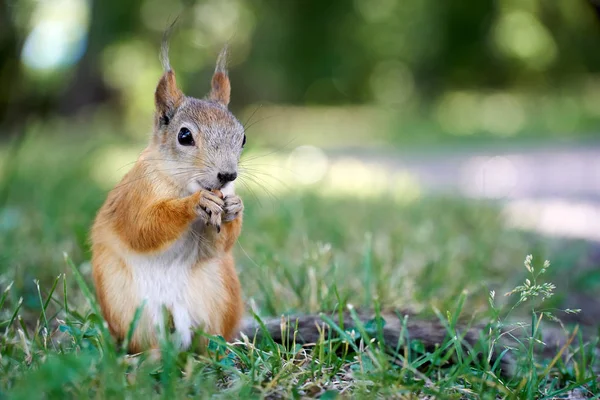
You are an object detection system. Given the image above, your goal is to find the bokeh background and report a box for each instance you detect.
[3,0,600,140]
[2,0,600,323]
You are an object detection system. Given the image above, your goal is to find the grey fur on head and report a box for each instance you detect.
[151,26,243,195]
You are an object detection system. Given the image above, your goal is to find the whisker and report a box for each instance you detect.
[243,114,279,133]
[242,104,263,131]
[239,174,280,204]
[189,225,211,247]
[244,176,280,201]
[117,157,210,171]
[240,170,292,192]
[235,239,264,275]
[237,178,262,208]
[239,165,295,178]
[112,169,199,190]
[240,138,297,163]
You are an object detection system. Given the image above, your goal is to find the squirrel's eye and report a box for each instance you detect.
[242,134,246,148]
[177,128,195,146]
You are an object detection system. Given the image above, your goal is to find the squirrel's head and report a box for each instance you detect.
[152,44,245,194]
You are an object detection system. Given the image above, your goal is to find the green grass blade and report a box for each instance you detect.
[3,296,22,333]
[62,273,68,320]
[18,315,30,340]
[64,253,100,315]
[122,301,145,353]
[34,279,49,332]
[319,313,359,353]
[0,281,14,310]
[64,252,115,355]
[42,274,61,313]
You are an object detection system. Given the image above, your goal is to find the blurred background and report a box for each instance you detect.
[2,0,600,138]
[1,0,600,321]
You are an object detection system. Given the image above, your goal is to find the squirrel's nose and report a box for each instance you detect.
[217,171,237,184]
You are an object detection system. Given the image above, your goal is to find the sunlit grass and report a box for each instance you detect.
[1,131,599,397]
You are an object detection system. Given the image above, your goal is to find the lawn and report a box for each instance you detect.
[0,130,599,398]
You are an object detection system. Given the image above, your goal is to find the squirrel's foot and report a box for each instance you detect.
[195,190,224,232]
[222,195,243,222]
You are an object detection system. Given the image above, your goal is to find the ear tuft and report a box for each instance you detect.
[155,18,183,126]
[160,17,179,72]
[208,46,231,107]
[214,45,228,75]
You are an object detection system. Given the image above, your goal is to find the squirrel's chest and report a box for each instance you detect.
[126,235,226,348]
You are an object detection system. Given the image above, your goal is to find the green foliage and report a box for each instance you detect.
[3,0,600,142]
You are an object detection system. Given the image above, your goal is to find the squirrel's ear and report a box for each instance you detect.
[155,18,182,126]
[155,70,183,126]
[208,46,230,107]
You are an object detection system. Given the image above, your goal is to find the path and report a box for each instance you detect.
[326,142,600,241]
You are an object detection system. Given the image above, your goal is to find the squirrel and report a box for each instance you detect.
[91,41,245,351]
[90,37,576,375]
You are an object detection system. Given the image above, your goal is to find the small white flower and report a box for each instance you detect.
[565,309,581,314]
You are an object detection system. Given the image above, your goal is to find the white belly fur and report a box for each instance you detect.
[125,233,224,349]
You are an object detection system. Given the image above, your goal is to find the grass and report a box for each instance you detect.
[1,129,599,398]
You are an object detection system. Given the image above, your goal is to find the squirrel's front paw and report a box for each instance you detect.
[195,190,224,232]
[223,195,243,222]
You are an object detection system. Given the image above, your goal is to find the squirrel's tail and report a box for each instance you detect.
[238,310,521,376]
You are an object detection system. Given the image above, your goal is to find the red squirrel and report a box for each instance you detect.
[91,43,244,351]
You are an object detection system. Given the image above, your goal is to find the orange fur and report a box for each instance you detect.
[217,216,242,252]
[91,244,138,343]
[155,70,183,125]
[209,72,231,106]
[105,163,197,253]
[217,253,244,340]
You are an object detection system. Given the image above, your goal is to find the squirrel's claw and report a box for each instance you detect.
[222,195,244,222]
[195,190,224,231]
